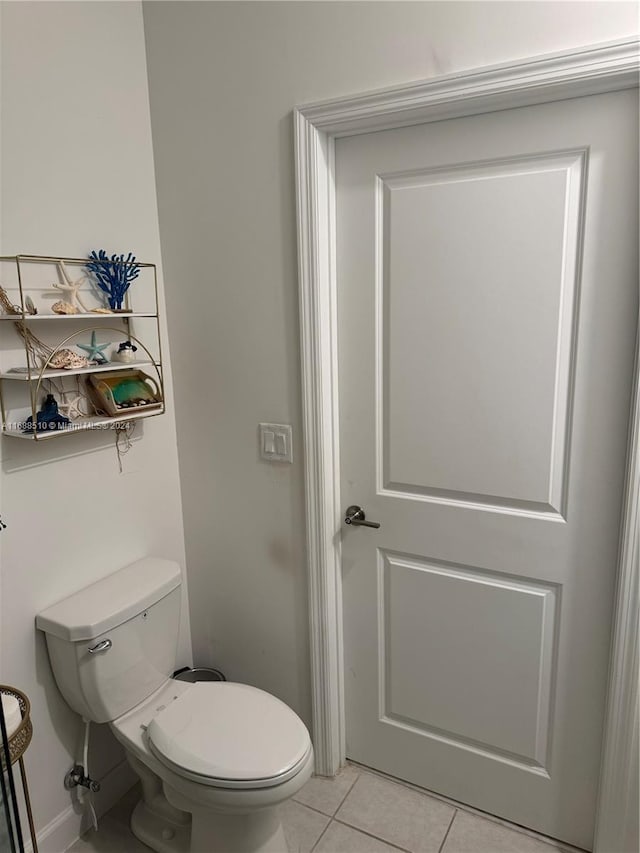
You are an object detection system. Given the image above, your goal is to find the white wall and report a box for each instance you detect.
[143,0,639,730]
[0,2,190,850]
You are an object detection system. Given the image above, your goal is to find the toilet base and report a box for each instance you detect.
[131,800,191,853]
[127,751,191,853]
[130,793,288,853]
[189,806,286,853]
[164,782,289,853]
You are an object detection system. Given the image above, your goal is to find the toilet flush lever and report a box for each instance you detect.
[88,639,112,654]
[345,505,381,529]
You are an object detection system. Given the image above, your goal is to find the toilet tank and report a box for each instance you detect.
[36,557,182,723]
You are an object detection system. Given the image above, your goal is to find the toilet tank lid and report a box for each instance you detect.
[35,557,181,642]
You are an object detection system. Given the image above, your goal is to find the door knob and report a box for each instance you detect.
[345,505,381,529]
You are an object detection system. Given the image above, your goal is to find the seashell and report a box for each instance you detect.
[90,308,112,314]
[52,300,78,315]
[47,349,90,370]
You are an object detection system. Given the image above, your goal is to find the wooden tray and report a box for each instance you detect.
[86,368,162,418]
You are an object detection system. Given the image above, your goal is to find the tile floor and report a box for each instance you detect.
[67,763,583,853]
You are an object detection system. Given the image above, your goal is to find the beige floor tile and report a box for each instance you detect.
[66,814,152,853]
[336,772,454,853]
[279,800,330,853]
[314,821,404,853]
[442,811,565,853]
[293,765,359,816]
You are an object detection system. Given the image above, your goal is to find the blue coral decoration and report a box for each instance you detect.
[86,250,141,310]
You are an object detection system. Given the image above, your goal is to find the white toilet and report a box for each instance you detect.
[36,557,314,853]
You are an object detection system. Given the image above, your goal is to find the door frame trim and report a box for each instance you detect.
[294,38,639,851]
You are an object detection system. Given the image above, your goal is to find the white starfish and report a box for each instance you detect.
[45,372,93,421]
[51,261,91,312]
[58,391,87,421]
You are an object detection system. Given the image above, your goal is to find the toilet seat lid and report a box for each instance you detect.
[147,682,311,786]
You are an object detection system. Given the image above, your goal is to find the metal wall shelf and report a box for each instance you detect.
[3,407,165,440]
[0,254,164,441]
[1,359,160,381]
[0,312,157,321]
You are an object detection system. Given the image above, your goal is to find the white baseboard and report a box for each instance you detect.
[24,759,137,853]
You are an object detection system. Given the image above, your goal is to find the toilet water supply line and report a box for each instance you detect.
[65,718,102,821]
[79,719,98,832]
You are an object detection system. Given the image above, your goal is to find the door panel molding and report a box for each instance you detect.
[294,38,639,852]
[374,149,587,518]
[377,550,559,772]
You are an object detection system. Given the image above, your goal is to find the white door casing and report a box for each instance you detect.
[336,89,636,848]
[294,39,639,853]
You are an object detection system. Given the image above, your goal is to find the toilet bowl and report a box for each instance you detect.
[113,678,314,853]
[36,557,313,853]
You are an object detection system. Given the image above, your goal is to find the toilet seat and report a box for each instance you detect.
[147,681,312,790]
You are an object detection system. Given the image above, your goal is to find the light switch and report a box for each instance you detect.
[263,430,276,455]
[259,423,293,463]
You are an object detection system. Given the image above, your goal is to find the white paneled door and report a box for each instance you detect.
[337,90,638,850]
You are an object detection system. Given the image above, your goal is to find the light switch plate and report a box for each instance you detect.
[259,423,293,463]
